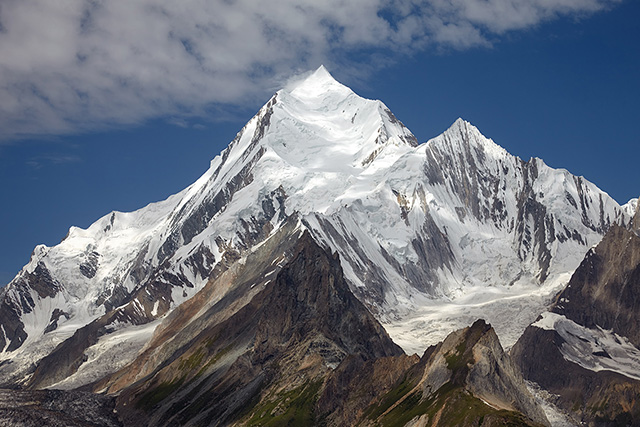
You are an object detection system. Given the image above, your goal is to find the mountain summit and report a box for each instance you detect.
[0,66,635,390]
[285,64,352,99]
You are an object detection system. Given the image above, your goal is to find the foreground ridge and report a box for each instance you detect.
[1,225,550,426]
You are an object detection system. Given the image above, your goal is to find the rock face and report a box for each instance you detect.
[106,229,403,426]
[355,319,548,427]
[558,224,640,347]
[633,201,640,230]
[0,388,121,427]
[512,208,640,425]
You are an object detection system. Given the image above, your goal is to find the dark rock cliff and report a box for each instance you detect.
[357,319,548,427]
[512,219,640,426]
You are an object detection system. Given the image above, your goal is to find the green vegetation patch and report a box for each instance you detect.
[376,381,539,427]
[196,344,233,377]
[204,334,219,349]
[379,389,433,427]
[136,376,185,411]
[177,341,234,378]
[179,347,207,372]
[245,380,322,427]
[365,374,417,420]
[444,341,468,372]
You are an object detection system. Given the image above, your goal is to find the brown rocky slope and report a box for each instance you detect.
[94,228,548,426]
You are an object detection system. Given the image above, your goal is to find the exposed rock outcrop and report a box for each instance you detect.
[512,216,640,425]
[0,388,121,427]
[360,319,548,427]
[93,227,546,427]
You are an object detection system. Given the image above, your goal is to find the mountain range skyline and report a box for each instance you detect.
[1,64,633,369]
[1,0,638,293]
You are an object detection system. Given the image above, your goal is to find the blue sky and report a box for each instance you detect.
[0,0,638,286]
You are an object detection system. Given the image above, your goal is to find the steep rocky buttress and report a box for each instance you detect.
[512,205,640,426]
[92,228,548,427]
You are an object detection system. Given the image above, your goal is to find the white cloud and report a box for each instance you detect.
[428,0,620,33]
[0,0,621,140]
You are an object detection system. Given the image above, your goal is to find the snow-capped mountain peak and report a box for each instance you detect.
[202,66,417,188]
[266,66,418,171]
[0,67,633,390]
[437,118,509,154]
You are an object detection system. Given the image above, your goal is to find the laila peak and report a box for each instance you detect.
[232,64,419,177]
[0,66,635,417]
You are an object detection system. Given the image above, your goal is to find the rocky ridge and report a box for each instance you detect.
[512,200,640,425]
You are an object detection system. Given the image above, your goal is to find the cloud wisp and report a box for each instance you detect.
[26,154,82,170]
[0,0,621,141]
